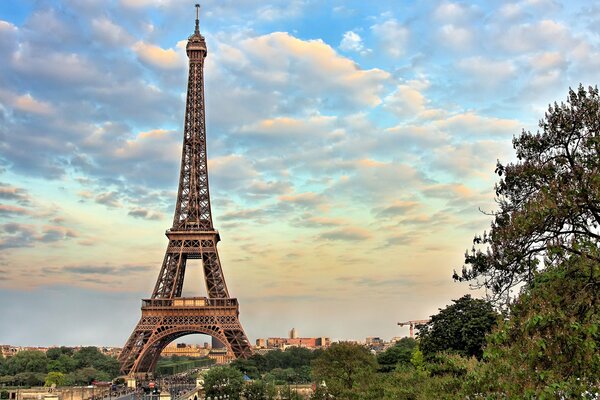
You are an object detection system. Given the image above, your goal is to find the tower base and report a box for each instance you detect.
[119,297,252,375]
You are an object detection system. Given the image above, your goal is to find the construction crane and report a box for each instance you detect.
[397,319,430,338]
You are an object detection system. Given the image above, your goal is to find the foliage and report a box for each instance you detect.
[418,295,498,360]
[230,347,318,383]
[4,351,48,375]
[203,366,244,400]
[243,380,268,400]
[377,338,416,372]
[455,85,600,304]
[0,347,119,386]
[66,367,110,385]
[311,342,380,399]
[48,354,77,374]
[462,253,600,398]
[44,371,66,387]
[156,356,214,376]
[46,347,74,360]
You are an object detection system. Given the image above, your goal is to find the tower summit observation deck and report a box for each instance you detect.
[118,5,253,376]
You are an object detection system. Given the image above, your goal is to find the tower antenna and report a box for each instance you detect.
[195,3,200,33]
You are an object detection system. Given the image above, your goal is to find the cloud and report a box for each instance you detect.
[128,208,163,220]
[0,90,54,115]
[278,192,326,208]
[433,112,520,138]
[132,41,186,70]
[39,226,78,242]
[339,31,369,55]
[62,264,151,275]
[91,17,133,46]
[373,201,420,218]
[438,24,473,50]
[457,57,516,87]
[496,19,574,53]
[220,32,390,110]
[95,192,121,208]
[0,204,31,217]
[0,223,36,249]
[0,183,31,204]
[371,19,409,57]
[318,226,372,241]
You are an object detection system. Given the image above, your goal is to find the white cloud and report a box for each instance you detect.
[434,112,520,138]
[439,24,473,50]
[371,19,409,58]
[457,56,516,87]
[497,19,574,53]
[132,41,186,70]
[91,17,133,46]
[339,31,369,55]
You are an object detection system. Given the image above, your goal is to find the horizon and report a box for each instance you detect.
[1,0,598,347]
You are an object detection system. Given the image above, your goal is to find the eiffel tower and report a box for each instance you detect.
[119,5,252,375]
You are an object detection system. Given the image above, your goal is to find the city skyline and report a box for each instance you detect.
[1,0,599,346]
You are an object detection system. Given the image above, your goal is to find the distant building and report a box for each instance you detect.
[365,337,384,346]
[207,348,234,364]
[256,338,267,348]
[161,343,209,358]
[266,336,330,350]
[289,328,298,339]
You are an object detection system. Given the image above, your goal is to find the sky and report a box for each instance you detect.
[0,0,599,347]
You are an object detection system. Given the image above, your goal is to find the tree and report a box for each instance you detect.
[455,86,600,304]
[243,380,266,400]
[44,371,66,387]
[48,354,77,374]
[203,366,244,400]
[462,251,600,397]
[46,347,73,361]
[5,351,48,375]
[418,295,498,360]
[65,367,109,385]
[377,338,416,372]
[311,342,379,399]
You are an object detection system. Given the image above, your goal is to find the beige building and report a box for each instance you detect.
[161,343,209,358]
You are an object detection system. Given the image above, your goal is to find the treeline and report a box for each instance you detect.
[0,347,120,387]
[155,356,214,376]
[230,346,322,384]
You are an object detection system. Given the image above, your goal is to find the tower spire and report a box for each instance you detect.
[195,3,200,34]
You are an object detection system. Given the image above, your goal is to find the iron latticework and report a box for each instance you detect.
[119,6,252,375]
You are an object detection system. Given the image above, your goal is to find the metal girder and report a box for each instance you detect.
[119,9,252,376]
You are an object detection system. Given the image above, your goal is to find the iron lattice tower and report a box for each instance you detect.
[119,6,253,375]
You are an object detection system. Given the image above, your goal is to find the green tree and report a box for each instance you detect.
[462,252,600,397]
[203,366,244,400]
[377,338,417,372]
[48,354,77,374]
[455,85,600,305]
[418,295,498,360]
[46,347,74,361]
[44,371,66,387]
[243,380,266,400]
[5,351,48,375]
[65,367,109,385]
[311,342,379,399]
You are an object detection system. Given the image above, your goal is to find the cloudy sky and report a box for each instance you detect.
[0,0,598,347]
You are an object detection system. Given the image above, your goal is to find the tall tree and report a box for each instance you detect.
[377,338,417,372]
[455,85,600,304]
[418,295,498,360]
[311,342,379,399]
[203,366,244,400]
[5,351,48,375]
[462,251,600,397]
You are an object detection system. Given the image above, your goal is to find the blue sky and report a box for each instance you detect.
[0,0,599,346]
